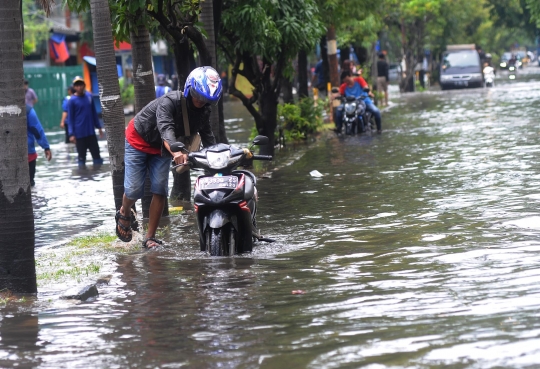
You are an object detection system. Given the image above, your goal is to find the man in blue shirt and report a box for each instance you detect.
[338,70,382,133]
[155,74,171,98]
[311,59,327,95]
[67,76,104,167]
[27,105,52,186]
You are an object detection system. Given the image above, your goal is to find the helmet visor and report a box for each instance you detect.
[189,86,220,106]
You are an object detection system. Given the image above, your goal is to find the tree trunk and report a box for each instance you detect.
[0,0,37,293]
[200,0,222,143]
[170,40,192,201]
[281,78,294,104]
[340,46,350,65]
[327,25,339,88]
[130,24,168,219]
[90,0,126,211]
[131,25,155,113]
[297,49,309,99]
[258,64,279,156]
[320,35,329,94]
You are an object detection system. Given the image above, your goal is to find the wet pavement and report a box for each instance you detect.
[3,70,540,368]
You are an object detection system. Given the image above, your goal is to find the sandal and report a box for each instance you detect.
[142,237,163,249]
[115,210,132,242]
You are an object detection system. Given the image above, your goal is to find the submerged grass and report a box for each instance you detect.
[35,231,141,287]
[0,290,27,306]
[35,206,186,288]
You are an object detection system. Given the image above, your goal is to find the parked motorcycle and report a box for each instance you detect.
[170,136,273,256]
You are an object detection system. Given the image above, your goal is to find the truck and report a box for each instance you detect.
[439,44,483,90]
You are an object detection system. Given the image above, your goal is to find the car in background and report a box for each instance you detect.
[439,44,483,90]
[388,63,401,82]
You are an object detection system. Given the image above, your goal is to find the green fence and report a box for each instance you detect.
[24,66,83,130]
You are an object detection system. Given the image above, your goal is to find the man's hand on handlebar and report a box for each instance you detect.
[172,152,188,165]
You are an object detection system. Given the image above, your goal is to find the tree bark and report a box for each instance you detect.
[0,0,37,293]
[169,40,192,201]
[90,0,127,211]
[297,49,309,99]
[200,0,222,143]
[130,24,168,218]
[319,35,330,95]
[281,78,294,104]
[327,25,339,88]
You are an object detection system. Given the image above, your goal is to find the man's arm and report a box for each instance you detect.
[156,97,179,147]
[355,77,368,88]
[30,89,38,104]
[67,99,74,137]
[27,108,52,160]
[60,98,68,127]
[339,83,346,95]
[198,115,216,148]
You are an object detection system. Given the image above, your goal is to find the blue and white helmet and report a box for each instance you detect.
[184,66,222,106]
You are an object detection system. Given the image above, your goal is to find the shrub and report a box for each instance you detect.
[277,97,324,142]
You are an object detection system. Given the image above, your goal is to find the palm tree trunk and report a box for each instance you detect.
[130,24,168,218]
[170,41,192,201]
[0,0,37,293]
[89,0,126,210]
[200,0,222,142]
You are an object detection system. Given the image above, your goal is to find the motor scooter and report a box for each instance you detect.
[170,136,273,256]
[483,66,495,87]
[338,95,365,135]
[508,64,517,80]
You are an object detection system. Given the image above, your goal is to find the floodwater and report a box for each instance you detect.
[3,72,540,368]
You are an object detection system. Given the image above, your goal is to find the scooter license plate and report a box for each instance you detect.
[199,176,238,190]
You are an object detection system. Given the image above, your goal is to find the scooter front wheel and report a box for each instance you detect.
[206,225,237,256]
[208,227,225,256]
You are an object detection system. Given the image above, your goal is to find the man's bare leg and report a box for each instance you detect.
[144,194,167,248]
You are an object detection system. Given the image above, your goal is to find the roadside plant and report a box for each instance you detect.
[277,97,325,143]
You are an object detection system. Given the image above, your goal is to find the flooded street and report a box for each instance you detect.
[3,74,540,368]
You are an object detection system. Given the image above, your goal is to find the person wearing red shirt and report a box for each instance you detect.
[115,67,222,249]
[336,70,382,133]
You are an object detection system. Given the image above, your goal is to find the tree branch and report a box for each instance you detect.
[230,53,262,126]
[186,25,210,64]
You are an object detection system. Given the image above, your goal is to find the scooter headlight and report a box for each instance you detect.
[207,150,231,169]
[344,103,356,114]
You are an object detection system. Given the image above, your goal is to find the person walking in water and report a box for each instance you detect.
[376,53,389,107]
[60,85,75,144]
[115,66,223,248]
[67,76,104,167]
[155,74,171,98]
[24,80,38,107]
[27,104,52,187]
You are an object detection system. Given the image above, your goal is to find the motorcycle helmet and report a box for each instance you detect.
[184,66,222,106]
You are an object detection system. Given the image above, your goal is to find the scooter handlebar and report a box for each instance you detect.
[252,155,273,161]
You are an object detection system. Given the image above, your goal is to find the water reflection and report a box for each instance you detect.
[5,77,540,367]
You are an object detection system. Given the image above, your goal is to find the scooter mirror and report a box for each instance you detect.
[252,135,269,146]
[170,142,186,152]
